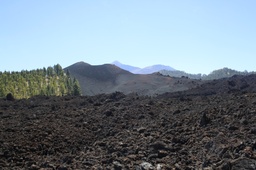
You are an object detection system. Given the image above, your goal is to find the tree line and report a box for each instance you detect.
[0,64,82,99]
[160,67,256,80]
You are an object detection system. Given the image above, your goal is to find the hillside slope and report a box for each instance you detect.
[159,74,256,98]
[160,67,256,80]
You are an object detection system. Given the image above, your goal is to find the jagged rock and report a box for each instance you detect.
[240,118,248,125]
[57,167,68,170]
[140,162,154,170]
[218,161,231,170]
[113,161,123,170]
[173,109,181,114]
[156,164,163,170]
[137,127,146,133]
[29,164,40,170]
[231,158,256,170]
[199,112,210,127]
[104,110,113,116]
[0,160,8,167]
[250,128,256,134]
[228,125,239,131]
[157,150,169,158]
[150,141,168,151]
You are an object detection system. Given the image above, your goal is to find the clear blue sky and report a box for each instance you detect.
[1,0,256,74]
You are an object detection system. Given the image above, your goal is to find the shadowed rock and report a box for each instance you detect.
[231,158,256,170]
[6,93,15,101]
[199,112,210,127]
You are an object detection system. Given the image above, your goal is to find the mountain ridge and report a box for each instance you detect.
[160,67,256,80]
[65,61,201,96]
[111,61,256,80]
[112,61,175,74]
[65,61,256,96]
[112,61,141,73]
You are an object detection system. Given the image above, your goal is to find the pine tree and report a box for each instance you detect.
[47,66,55,76]
[72,78,82,96]
[54,64,64,76]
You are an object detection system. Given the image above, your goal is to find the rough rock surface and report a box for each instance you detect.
[1,89,256,169]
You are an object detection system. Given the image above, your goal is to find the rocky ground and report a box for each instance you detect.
[0,90,256,170]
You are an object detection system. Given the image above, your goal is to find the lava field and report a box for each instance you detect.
[1,90,256,169]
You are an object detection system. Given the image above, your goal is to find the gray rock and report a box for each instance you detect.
[113,161,123,170]
[140,162,154,170]
[137,127,146,133]
[156,164,163,170]
[149,141,168,151]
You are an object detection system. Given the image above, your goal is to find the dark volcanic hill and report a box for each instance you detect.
[159,74,256,98]
[66,61,131,81]
[65,62,202,96]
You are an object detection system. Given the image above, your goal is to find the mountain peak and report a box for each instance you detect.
[111,61,141,73]
[65,61,131,82]
[69,61,91,67]
[112,61,175,74]
[112,60,122,65]
[133,64,175,74]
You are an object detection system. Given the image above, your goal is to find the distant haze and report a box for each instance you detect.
[112,61,175,74]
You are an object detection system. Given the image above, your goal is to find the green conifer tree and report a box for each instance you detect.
[72,78,82,96]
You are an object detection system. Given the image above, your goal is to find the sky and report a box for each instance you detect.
[0,0,256,74]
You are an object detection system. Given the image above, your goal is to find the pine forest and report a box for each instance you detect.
[0,64,82,99]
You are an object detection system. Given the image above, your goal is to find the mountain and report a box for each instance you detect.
[160,67,256,80]
[159,74,256,98]
[205,67,252,80]
[112,61,141,73]
[112,61,255,79]
[65,61,131,81]
[134,64,176,74]
[112,61,175,74]
[65,62,201,96]
[160,70,202,79]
